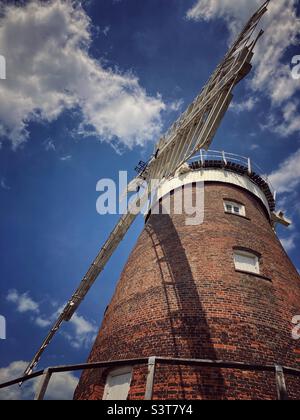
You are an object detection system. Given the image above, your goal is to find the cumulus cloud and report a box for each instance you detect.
[230,97,258,114]
[269,148,300,194]
[262,101,300,137]
[59,311,98,349]
[280,234,297,252]
[187,0,261,27]
[268,149,299,252]
[0,0,166,149]
[187,0,300,136]
[35,316,52,328]
[6,289,97,349]
[55,310,97,349]
[6,290,39,313]
[0,361,78,400]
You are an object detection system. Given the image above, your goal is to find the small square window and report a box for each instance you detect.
[234,250,260,275]
[224,200,245,217]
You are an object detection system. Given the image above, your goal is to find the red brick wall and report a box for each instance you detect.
[74,181,300,400]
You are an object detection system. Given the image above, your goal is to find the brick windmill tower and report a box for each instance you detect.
[24,1,300,400]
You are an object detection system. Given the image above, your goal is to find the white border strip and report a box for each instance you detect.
[155,168,271,215]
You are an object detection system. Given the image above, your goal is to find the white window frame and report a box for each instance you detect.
[103,366,132,401]
[234,250,260,275]
[224,200,246,217]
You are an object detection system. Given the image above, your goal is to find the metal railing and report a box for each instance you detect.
[189,150,276,200]
[1,357,299,400]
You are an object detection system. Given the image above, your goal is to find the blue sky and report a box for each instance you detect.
[0,0,299,399]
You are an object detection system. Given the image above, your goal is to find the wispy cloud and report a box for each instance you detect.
[169,99,184,112]
[230,97,258,114]
[280,234,297,252]
[34,316,52,328]
[44,138,56,152]
[6,290,39,314]
[60,312,97,349]
[60,155,72,162]
[102,25,110,36]
[0,177,10,190]
[268,150,300,241]
[261,101,300,137]
[6,289,97,350]
[269,148,300,194]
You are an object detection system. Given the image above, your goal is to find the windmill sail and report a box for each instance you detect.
[23,0,270,378]
[145,1,269,182]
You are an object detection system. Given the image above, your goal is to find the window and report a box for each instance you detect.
[103,367,132,400]
[224,200,245,217]
[234,250,260,275]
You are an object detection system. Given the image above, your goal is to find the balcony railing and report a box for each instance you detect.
[0,356,299,400]
[189,150,276,200]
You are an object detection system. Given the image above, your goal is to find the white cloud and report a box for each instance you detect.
[71,312,97,336]
[44,138,56,152]
[230,97,258,114]
[6,290,39,314]
[0,177,10,190]
[60,155,72,161]
[103,25,110,36]
[280,234,296,252]
[59,311,97,349]
[268,151,300,237]
[6,289,97,350]
[42,370,79,400]
[262,101,300,137]
[187,0,261,27]
[0,361,78,400]
[35,316,52,328]
[169,99,184,112]
[0,0,166,149]
[269,148,300,193]
[187,0,300,137]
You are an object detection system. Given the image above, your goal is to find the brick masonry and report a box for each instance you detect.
[74,180,300,400]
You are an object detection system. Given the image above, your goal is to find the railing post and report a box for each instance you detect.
[144,357,156,400]
[222,151,227,166]
[200,150,204,167]
[34,369,52,401]
[275,365,288,401]
[247,158,252,175]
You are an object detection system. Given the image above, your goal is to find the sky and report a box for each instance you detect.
[0,0,299,400]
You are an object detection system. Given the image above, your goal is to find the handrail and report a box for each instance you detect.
[0,356,299,400]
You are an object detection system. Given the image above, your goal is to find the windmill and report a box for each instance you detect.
[23,1,271,379]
